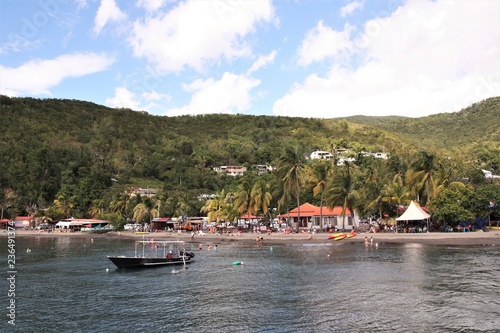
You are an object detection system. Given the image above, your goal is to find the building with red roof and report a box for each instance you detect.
[281,202,360,231]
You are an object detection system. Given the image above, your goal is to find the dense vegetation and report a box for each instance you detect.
[0,95,498,228]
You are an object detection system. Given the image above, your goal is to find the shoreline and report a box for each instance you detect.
[4,229,500,246]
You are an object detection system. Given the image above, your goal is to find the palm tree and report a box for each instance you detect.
[409,151,439,206]
[133,197,159,226]
[88,199,103,218]
[383,174,411,216]
[325,162,360,231]
[53,193,74,218]
[308,159,334,231]
[165,193,190,220]
[251,178,273,220]
[276,145,307,229]
[201,190,230,224]
[110,192,130,219]
[234,177,255,222]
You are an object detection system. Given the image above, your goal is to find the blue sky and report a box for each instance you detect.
[1,0,499,118]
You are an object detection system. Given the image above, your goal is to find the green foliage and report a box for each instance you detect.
[428,183,475,224]
[0,95,498,222]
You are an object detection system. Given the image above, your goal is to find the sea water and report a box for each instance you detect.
[1,236,499,333]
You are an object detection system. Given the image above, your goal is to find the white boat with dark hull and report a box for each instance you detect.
[107,240,194,269]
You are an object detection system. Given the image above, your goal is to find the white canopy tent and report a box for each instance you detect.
[396,201,431,233]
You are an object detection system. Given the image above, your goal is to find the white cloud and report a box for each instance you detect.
[0,52,115,96]
[247,50,277,75]
[93,0,127,36]
[75,0,88,9]
[297,21,354,66]
[165,73,261,116]
[274,0,500,118]
[135,0,167,13]
[340,1,364,18]
[129,0,274,73]
[142,90,171,102]
[106,87,141,110]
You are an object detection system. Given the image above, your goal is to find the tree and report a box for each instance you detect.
[133,197,159,225]
[325,162,360,231]
[383,173,411,218]
[251,178,273,220]
[308,159,334,231]
[53,192,74,218]
[233,176,255,221]
[201,189,233,224]
[276,145,307,229]
[409,151,439,206]
[428,182,474,226]
[109,192,130,220]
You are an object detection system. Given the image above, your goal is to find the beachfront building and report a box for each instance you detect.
[14,213,35,228]
[283,202,360,231]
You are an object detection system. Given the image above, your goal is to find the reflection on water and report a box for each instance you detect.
[1,237,499,333]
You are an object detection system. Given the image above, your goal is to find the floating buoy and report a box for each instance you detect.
[106,268,109,273]
[270,247,273,252]
[232,261,243,265]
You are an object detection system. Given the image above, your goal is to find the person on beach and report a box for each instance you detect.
[256,237,262,247]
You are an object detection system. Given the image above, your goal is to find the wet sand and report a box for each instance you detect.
[5,228,500,246]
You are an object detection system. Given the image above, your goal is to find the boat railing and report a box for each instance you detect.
[134,240,187,258]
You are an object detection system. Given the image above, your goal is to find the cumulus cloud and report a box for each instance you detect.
[135,0,166,13]
[340,1,364,18]
[105,87,141,110]
[274,0,500,118]
[93,0,127,35]
[129,0,274,73]
[0,52,115,96]
[165,73,261,116]
[297,21,354,66]
[247,50,277,75]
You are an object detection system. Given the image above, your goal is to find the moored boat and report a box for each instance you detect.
[107,240,194,269]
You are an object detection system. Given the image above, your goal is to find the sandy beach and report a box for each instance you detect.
[5,228,500,246]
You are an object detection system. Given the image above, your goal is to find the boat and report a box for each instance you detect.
[334,233,347,241]
[346,231,358,238]
[328,232,344,240]
[107,240,195,269]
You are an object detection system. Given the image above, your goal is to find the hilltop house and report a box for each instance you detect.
[213,165,247,176]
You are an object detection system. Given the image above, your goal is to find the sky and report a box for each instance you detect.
[0,0,499,118]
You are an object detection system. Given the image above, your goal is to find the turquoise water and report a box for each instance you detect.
[1,236,499,332]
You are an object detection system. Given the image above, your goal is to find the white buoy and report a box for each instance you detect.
[106,268,109,273]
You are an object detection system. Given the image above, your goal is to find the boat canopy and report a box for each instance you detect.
[56,218,110,227]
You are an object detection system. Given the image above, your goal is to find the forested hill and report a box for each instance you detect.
[0,94,498,218]
[345,97,500,157]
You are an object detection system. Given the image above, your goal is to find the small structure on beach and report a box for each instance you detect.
[282,203,360,231]
[396,201,431,232]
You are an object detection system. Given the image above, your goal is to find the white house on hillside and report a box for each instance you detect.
[310,150,334,160]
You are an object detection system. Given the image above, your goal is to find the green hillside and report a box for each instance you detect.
[0,95,498,222]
